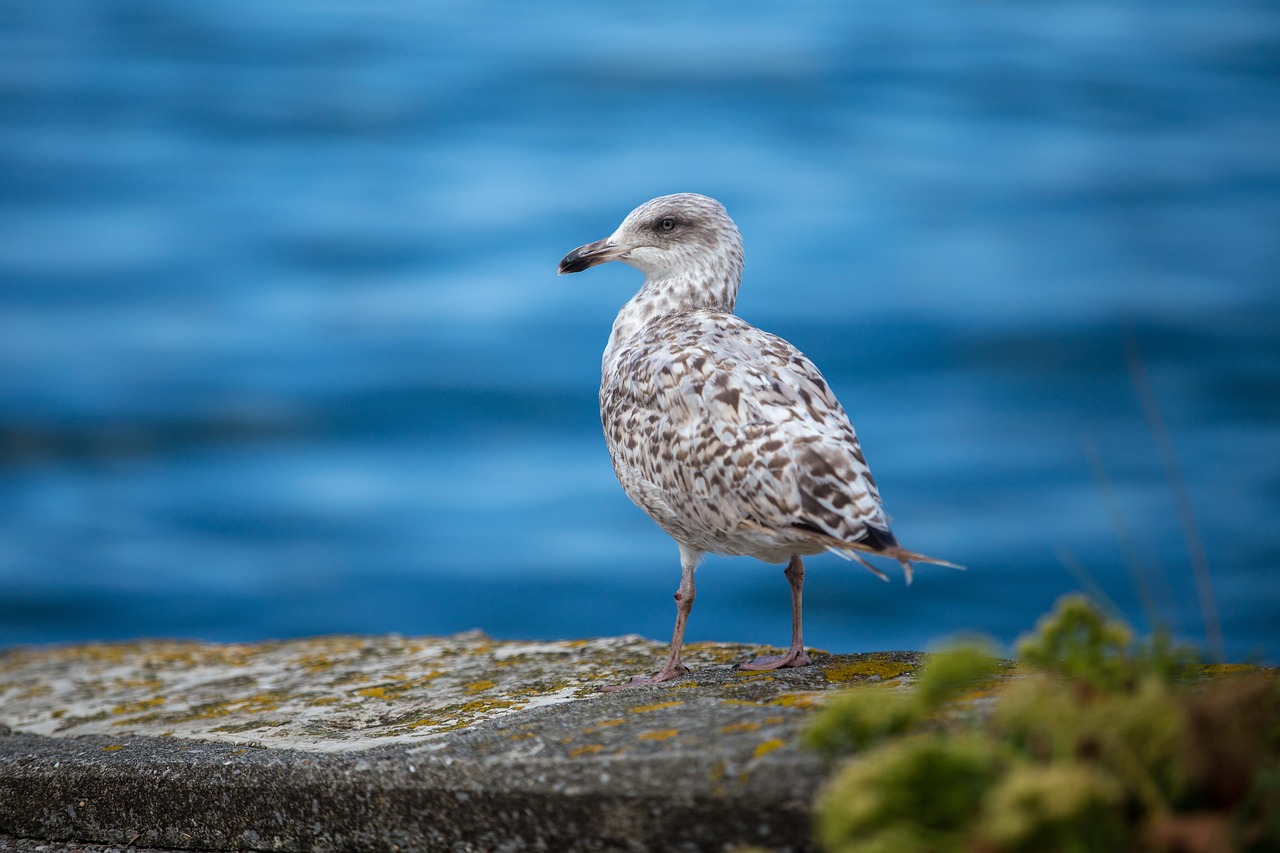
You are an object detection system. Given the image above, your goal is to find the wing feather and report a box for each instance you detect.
[601,312,896,554]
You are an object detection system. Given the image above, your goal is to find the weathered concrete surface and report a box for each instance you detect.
[0,633,924,852]
[0,836,180,852]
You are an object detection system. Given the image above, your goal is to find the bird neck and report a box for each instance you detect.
[602,265,741,372]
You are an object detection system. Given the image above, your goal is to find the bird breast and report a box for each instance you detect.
[599,311,888,558]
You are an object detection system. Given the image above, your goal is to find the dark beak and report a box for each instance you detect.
[558,238,626,275]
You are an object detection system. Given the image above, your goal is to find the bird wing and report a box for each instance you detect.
[600,311,894,550]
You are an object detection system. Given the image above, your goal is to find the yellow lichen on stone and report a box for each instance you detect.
[536,682,575,697]
[117,691,291,727]
[631,701,684,714]
[583,718,626,734]
[1,633,827,751]
[638,729,679,741]
[720,721,762,734]
[732,671,779,682]
[233,694,285,714]
[752,738,785,759]
[1200,663,1269,678]
[823,658,917,684]
[117,677,165,691]
[53,645,127,664]
[290,653,337,675]
[210,720,288,733]
[100,745,125,752]
[683,642,748,664]
[570,744,605,757]
[402,717,447,730]
[769,692,826,709]
[457,698,519,714]
[111,697,165,716]
[353,671,442,702]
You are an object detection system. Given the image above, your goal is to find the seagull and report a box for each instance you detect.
[558,193,959,690]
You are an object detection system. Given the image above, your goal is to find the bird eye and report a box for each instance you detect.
[658,217,676,232]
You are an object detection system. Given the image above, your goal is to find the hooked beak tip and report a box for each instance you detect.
[558,238,622,275]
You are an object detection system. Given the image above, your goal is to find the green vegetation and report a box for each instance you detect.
[808,595,1279,853]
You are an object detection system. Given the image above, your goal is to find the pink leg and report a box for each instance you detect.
[603,546,700,691]
[737,555,812,671]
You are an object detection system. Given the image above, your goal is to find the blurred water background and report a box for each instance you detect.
[1,1,1277,662]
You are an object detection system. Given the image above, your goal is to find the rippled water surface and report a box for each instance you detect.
[2,1,1277,661]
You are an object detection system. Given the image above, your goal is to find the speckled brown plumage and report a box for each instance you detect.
[559,193,958,689]
[600,310,890,565]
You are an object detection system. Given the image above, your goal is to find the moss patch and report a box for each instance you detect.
[809,595,1280,853]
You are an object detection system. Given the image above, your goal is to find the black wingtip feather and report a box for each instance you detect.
[860,525,900,553]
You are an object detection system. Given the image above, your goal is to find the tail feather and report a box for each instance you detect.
[848,551,890,583]
[800,528,965,586]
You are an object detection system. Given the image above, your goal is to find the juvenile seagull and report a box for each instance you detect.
[559,193,958,690]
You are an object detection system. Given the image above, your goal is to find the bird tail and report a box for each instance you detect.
[801,529,965,586]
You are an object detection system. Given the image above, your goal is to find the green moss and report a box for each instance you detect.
[915,642,999,710]
[805,643,997,759]
[1016,594,1134,689]
[982,762,1129,852]
[807,595,1280,853]
[805,689,920,757]
[1016,594,1197,690]
[816,734,1005,853]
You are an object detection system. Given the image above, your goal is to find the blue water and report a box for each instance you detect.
[2,1,1277,663]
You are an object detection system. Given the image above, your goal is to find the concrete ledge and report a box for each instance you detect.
[1,634,926,851]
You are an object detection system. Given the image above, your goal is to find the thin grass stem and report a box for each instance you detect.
[1054,545,1124,620]
[1123,330,1225,662]
[1082,437,1165,635]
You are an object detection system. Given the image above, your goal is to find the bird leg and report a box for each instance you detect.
[602,548,698,691]
[738,554,812,670]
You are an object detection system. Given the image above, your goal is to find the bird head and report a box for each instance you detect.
[558,193,743,286]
